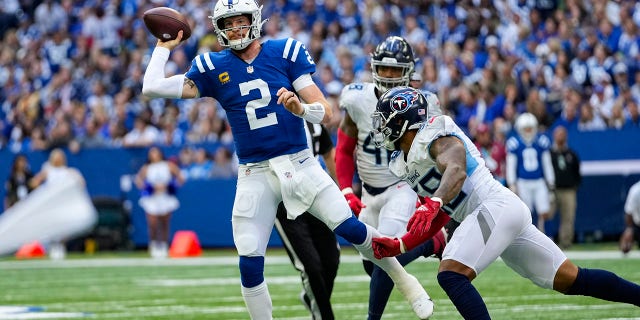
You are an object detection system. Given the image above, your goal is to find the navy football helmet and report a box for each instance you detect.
[371,86,430,150]
[371,36,415,93]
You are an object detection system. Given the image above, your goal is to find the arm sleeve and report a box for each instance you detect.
[401,211,451,251]
[292,74,315,92]
[142,47,185,99]
[335,128,357,190]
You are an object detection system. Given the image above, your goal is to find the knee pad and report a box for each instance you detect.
[235,233,260,256]
[239,256,265,288]
[333,216,366,244]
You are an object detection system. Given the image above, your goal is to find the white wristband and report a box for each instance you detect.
[431,197,443,207]
[399,238,406,254]
[341,187,354,195]
[296,102,325,124]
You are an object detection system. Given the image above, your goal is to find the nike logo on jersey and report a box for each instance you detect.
[298,157,310,164]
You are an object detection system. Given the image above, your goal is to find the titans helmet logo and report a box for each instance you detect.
[390,89,419,113]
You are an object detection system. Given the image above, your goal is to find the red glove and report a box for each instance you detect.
[373,210,452,259]
[343,188,366,216]
[372,237,402,259]
[407,197,443,236]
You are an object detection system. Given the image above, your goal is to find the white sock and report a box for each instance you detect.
[159,242,168,258]
[241,281,272,320]
[353,224,407,283]
[149,241,159,257]
[49,242,66,260]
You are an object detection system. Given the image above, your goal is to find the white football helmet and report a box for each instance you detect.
[515,112,538,143]
[210,0,266,50]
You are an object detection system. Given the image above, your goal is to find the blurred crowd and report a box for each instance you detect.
[1,0,640,170]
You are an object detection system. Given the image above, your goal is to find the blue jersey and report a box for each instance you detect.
[185,38,316,164]
[506,134,551,180]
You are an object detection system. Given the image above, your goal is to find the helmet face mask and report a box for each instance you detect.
[371,86,430,151]
[371,36,415,93]
[371,110,408,150]
[210,0,266,50]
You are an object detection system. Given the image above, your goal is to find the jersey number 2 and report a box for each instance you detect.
[240,79,278,130]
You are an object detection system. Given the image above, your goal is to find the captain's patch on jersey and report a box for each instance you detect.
[218,72,230,84]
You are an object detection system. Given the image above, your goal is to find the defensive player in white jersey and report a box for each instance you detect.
[336,36,445,320]
[506,112,555,232]
[371,86,640,319]
[141,1,432,319]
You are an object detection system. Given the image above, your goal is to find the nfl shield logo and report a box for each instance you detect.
[284,172,292,179]
[245,168,251,176]
[247,66,254,73]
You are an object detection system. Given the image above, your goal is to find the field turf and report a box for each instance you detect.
[1,246,639,319]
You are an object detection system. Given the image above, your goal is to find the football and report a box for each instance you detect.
[143,7,191,41]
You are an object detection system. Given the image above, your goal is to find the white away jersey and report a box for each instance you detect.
[339,82,400,187]
[388,115,507,221]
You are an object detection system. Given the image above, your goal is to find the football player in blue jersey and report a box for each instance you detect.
[274,121,340,320]
[506,113,555,233]
[336,36,446,320]
[370,86,640,319]
[141,1,433,319]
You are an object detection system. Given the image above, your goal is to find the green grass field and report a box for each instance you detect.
[1,246,640,319]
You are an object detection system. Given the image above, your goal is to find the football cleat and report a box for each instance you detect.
[396,274,434,319]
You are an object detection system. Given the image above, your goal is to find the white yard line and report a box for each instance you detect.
[0,250,638,270]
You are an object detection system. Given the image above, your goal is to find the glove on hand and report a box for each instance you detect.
[344,191,366,216]
[372,237,401,259]
[407,197,443,236]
